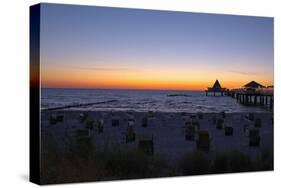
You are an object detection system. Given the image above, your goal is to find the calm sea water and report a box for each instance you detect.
[41,88,268,113]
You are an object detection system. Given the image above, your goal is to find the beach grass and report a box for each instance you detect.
[40,132,273,184]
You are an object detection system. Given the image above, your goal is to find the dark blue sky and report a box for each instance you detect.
[40,3,274,89]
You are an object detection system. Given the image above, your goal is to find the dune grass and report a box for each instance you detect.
[179,149,273,176]
[40,134,273,184]
[40,133,169,184]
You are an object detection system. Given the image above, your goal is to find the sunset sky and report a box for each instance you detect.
[40,3,274,90]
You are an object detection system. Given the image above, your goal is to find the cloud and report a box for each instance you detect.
[227,70,260,75]
[68,66,130,71]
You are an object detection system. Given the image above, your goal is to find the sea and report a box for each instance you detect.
[41,88,269,113]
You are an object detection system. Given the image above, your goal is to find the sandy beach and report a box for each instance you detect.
[41,110,273,166]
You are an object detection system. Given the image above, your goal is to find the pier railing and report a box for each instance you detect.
[256,88,273,95]
[226,88,273,110]
[229,88,273,96]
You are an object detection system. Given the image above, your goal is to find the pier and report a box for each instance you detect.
[206,80,274,110]
[226,89,273,110]
[205,79,226,96]
[225,81,274,110]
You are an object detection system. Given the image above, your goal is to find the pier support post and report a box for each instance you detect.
[239,94,241,103]
[270,96,273,109]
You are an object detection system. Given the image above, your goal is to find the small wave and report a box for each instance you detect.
[167,94,191,97]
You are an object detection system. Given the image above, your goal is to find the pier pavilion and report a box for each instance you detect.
[243,81,265,90]
[205,79,226,96]
[226,81,273,110]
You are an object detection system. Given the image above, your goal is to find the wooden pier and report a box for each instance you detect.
[206,80,274,110]
[205,79,226,96]
[226,89,273,110]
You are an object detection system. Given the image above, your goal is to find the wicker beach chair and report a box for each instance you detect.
[185,121,192,126]
[79,112,88,123]
[221,111,226,119]
[249,128,260,147]
[248,113,255,121]
[125,125,136,143]
[185,125,196,140]
[216,119,224,129]
[197,112,203,119]
[138,135,154,155]
[148,111,154,118]
[49,114,64,125]
[254,118,262,128]
[181,112,187,116]
[85,119,95,130]
[212,116,217,124]
[97,119,104,134]
[56,115,63,122]
[190,114,197,119]
[224,126,233,136]
[196,130,211,151]
[75,129,92,155]
[192,119,200,130]
[49,114,57,125]
[112,118,120,127]
[141,116,148,127]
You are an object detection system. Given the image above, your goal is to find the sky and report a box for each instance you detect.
[39,3,274,90]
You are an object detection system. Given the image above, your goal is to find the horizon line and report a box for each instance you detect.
[41,87,205,92]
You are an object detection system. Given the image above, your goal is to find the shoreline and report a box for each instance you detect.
[41,109,274,115]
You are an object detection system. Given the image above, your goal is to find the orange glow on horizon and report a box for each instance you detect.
[41,74,273,91]
[41,62,273,91]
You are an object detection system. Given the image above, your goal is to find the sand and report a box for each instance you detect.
[41,110,273,164]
